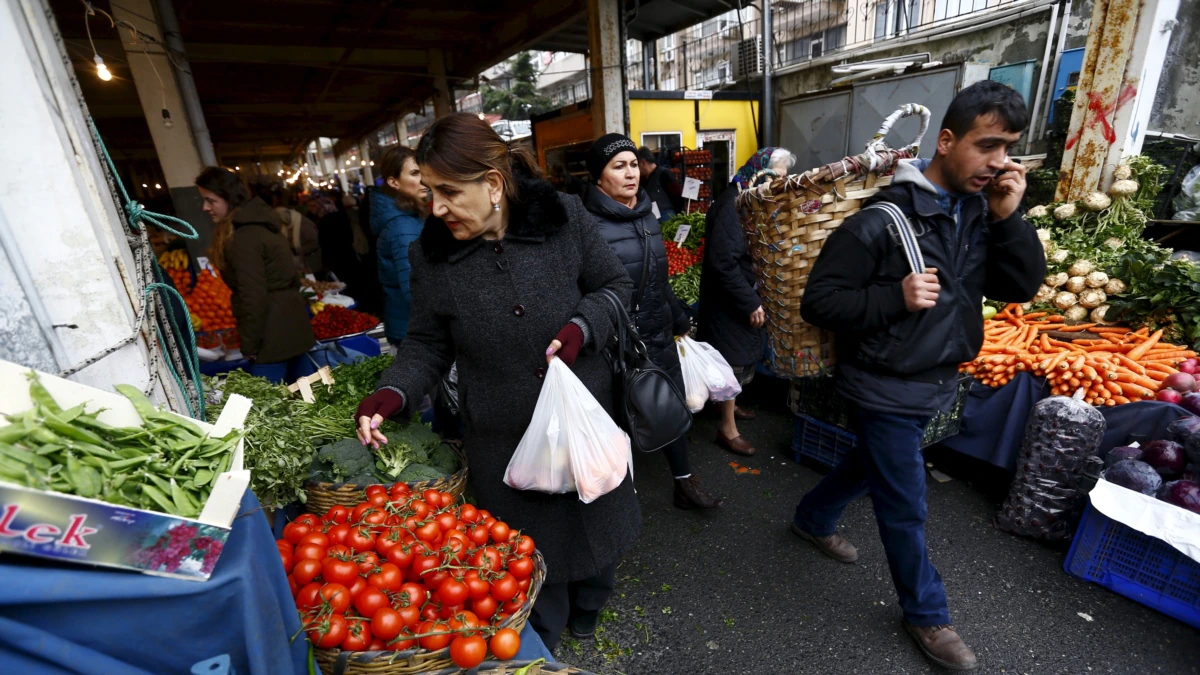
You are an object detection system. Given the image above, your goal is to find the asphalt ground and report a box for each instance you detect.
[559,377,1200,675]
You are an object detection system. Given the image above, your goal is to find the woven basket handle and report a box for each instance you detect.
[866,103,931,164]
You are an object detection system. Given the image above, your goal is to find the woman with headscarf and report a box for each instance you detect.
[582,133,723,511]
[698,147,796,456]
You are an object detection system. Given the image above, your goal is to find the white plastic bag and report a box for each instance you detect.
[504,358,633,503]
[677,336,742,413]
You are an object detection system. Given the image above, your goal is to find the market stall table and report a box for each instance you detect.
[941,372,1192,470]
[0,490,310,675]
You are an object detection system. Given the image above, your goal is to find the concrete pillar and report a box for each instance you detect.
[110,0,212,254]
[642,41,653,90]
[587,0,625,136]
[360,141,374,185]
[396,117,410,148]
[429,49,453,119]
[1056,0,1179,199]
[335,154,350,192]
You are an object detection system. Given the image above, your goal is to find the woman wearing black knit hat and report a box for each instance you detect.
[583,133,723,510]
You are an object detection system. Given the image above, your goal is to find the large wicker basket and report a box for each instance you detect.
[315,550,547,675]
[423,661,595,675]
[304,440,469,515]
[737,104,931,378]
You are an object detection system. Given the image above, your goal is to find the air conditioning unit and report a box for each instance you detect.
[662,49,676,62]
[732,36,762,79]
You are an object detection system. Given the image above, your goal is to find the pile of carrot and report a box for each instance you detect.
[961,304,1198,406]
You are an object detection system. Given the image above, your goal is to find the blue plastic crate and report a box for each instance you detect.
[791,413,856,470]
[1065,502,1200,630]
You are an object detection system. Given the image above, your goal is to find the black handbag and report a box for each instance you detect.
[597,226,692,453]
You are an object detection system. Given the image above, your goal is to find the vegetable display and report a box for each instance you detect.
[668,264,701,305]
[158,251,237,333]
[660,211,706,249]
[279,485,533,668]
[660,212,707,305]
[1,373,241,517]
[312,306,381,341]
[962,304,1197,405]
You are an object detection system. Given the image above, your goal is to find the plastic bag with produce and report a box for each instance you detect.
[504,358,633,503]
[676,336,742,412]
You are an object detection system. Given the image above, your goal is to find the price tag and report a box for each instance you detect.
[651,201,661,219]
[682,177,701,200]
[673,224,692,245]
[196,256,214,273]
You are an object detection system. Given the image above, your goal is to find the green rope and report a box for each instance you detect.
[87,116,206,418]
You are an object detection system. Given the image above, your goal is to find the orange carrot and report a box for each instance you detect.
[1057,323,1098,332]
[1127,329,1164,361]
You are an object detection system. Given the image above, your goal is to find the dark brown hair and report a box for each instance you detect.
[379,145,423,214]
[195,166,248,270]
[416,113,541,202]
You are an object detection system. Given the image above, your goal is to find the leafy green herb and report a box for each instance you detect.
[660,211,707,249]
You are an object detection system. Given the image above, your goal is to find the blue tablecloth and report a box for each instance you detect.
[942,372,1193,470]
[0,491,309,675]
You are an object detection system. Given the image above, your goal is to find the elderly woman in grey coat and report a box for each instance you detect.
[354,113,638,651]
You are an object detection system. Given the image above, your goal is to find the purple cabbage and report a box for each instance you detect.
[1143,440,1187,476]
[1105,445,1143,467]
[1168,414,1200,465]
[1181,393,1200,416]
[1157,479,1200,515]
[1105,459,1163,495]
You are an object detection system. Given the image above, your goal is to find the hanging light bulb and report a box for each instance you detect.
[235,166,241,171]
[142,183,148,188]
[154,183,162,189]
[94,54,112,81]
[361,160,367,166]
[161,109,173,129]
[369,161,375,166]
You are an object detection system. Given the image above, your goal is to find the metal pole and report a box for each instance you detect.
[1041,0,1073,140]
[154,0,217,167]
[1024,1,1058,153]
[642,41,653,90]
[762,0,775,146]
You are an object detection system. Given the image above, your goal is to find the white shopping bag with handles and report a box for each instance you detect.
[504,358,633,503]
[677,336,742,413]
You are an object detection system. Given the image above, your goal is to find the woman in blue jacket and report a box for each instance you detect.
[370,146,427,347]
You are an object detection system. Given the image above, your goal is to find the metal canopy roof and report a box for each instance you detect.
[51,0,585,161]
[530,0,742,53]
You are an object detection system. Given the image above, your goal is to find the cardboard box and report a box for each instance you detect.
[0,360,251,580]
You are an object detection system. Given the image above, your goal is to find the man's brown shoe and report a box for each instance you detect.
[734,406,757,421]
[790,522,858,563]
[903,623,978,671]
[715,430,755,456]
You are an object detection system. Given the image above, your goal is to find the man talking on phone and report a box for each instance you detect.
[789,81,1045,670]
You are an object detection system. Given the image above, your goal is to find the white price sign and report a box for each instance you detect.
[682,177,701,200]
[673,224,692,245]
[196,256,215,273]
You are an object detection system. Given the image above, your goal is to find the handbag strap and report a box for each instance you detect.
[598,287,649,369]
[863,202,925,276]
[633,225,652,313]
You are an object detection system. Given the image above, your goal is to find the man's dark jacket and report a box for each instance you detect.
[800,158,1045,416]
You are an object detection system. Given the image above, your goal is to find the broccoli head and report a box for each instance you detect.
[397,462,446,482]
[374,421,442,479]
[313,438,376,484]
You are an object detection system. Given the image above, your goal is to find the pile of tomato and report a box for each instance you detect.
[665,240,705,277]
[276,484,533,668]
[311,306,380,340]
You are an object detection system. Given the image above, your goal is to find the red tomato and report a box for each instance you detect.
[435,512,458,533]
[326,544,353,559]
[436,577,470,606]
[450,635,487,668]
[511,535,535,556]
[409,500,430,520]
[410,552,439,581]
[386,541,415,569]
[469,595,498,620]
[490,573,519,602]
[322,557,359,586]
[397,604,421,628]
[319,583,352,614]
[351,503,374,523]
[489,521,511,544]
[442,534,468,563]
[326,523,352,546]
[275,538,294,553]
[367,638,386,651]
[490,628,521,660]
[347,575,368,601]
[294,513,320,527]
[398,582,429,608]
[437,491,455,509]
[423,489,440,506]
[346,527,376,553]
[299,532,330,549]
[389,629,417,651]
[367,563,404,592]
[389,482,410,501]
[366,491,389,508]
[466,525,489,547]
[278,548,294,574]
[458,504,479,523]
[361,509,388,529]
[476,509,493,522]
[494,611,511,624]
[418,620,453,651]
[517,577,531,593]
[356,552,381,575]
[307,613,347,649]
[506,555,534,580]
[374,529,404,559]
[503,590,527,614]
[341,617,372,651]
[294,543,326,562]
[365,484,388,499]
[292,558,324,585]
[470,547,502,572]
[464,571,491,601]
[421,602,442,621]
[296,582,323,609]
[372,607,404,641]
[355,586,390,618]
[282,521,313,545]
[322,505,350,524]
[414,520,441,544]
[438,603,465,619]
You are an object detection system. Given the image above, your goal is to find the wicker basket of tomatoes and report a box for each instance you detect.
[279,484,546,674]
[305,441,470,516]
[423,661,596,675]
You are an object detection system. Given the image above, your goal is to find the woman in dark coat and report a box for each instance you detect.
[582,134,722,511]
[354,114,638,651]
[698,147,795,454]
[195,167,315,383]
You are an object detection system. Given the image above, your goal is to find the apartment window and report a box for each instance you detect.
[717,61,730,82]
[661,77,677,90]
[876,0,921,39]
[641,132,682,153]
[934,0,989,21]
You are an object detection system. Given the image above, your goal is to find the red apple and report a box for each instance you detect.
[1157,388,1183,404]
